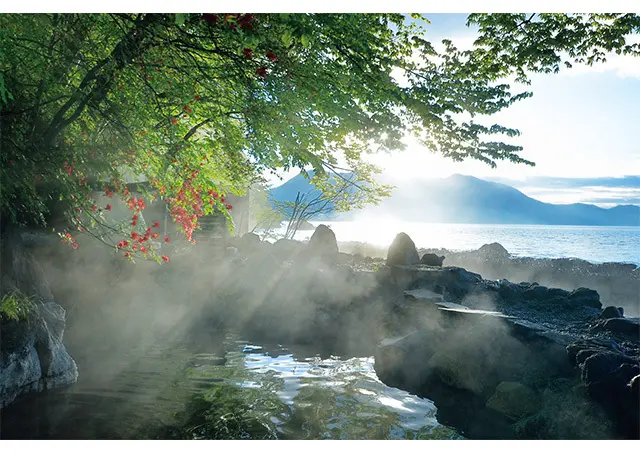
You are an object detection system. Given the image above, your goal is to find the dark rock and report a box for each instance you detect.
[386,232,420,267]
[599,306,623,320]
[523,285,550,301]
[547,288,570,298]
[567,287,602,309]
[420,253,445,267]
[497,280,523,302]
[486,381,541,421]
[575,349,601,365]
[427,349,496,395]
[581,352,635,396]
[306,224,339,261]
[596,318,640,338]
[618,307,624,317]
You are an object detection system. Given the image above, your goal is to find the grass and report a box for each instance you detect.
[0,290,37,321]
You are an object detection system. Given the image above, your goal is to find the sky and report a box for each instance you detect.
[268,13,640,207]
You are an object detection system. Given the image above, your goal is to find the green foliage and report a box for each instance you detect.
[1,13,637,245]
[0,290,36,321]
[468,13,640,83]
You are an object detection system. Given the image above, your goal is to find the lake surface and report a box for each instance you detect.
[289,222,640,265]
[0,332,462,440]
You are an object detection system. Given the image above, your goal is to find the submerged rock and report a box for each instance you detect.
[486,381,540,421]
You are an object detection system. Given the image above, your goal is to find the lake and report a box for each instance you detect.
[287,222,640,265]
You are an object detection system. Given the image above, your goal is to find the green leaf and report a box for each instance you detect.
[301,35,310,48]
[175,14,186,26]
[281,32,293,47]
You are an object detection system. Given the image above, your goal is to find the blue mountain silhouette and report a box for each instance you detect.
[269,173,640,226]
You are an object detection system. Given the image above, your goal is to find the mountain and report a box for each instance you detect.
[269,173,640,226]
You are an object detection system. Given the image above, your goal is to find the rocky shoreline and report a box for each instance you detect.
[227,228,640,439]
[2,225,638,439]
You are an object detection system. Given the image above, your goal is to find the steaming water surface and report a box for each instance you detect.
[0,333,462,440]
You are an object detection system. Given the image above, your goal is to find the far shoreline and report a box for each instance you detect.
[260,220,640,267]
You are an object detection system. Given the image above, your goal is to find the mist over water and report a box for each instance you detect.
[288,221,640,265]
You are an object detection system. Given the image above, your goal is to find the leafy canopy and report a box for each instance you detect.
[1,13,638,254]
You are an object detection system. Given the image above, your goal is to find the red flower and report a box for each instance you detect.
[131,231,139,240]
[243,48,253,59]
[132,244,138,251]
[72,243,79,249]
[106,204,112,211]
[153,221,160,228]
[171,117,178,125]
[226,204,233,210]
[125,252,131,258]
[194,95,201,101]
[161,255,170,263]
[266,51,278,61]
[140,246,147,254]
[164,236,170,243]
[256,66,267,79]
[89,205,97,211]
[152,233,159,239]
[118,241,125,248]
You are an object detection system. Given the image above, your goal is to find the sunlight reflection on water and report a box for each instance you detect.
[281,221,640,264]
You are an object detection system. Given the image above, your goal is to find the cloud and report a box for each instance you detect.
[480,176,640,206]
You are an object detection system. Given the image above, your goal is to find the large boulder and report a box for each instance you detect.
[386,233,420,267]
[306,224,339,262]
[1,301,78,408]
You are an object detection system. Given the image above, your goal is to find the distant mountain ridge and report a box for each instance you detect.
[269,173,640,226]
